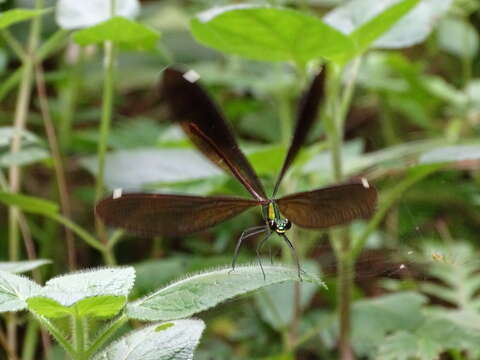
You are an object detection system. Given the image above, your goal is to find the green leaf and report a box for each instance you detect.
[347,0,421,59]
[190,5,353,63]
[92,319,205,360]
[0,8,51,29]
[419,145,480,164]
[351,292,426,356]
[29,267,134,311]
[437,17,479,58]
[325,0,452,49]
[127,265,324,321]
[0,260,51,274]
[255,261,320,330]
[378,317,480,360]
[0,270,41,313]
[27,295,126,318]
[0,127,50,167]
[0,192,59,214]
[73,16,160,51]
[80,148,222,190]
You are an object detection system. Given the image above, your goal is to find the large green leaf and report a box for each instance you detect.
[127,265,324,321]
[0,271,41,313]
[92,320,205,360]
[74,16,160,51]
[191,5,353,63]
[0,8,51,29]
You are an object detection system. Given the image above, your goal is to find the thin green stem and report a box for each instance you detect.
[325,60,359,360]
[2,29,27,62]
[84,314,128,359]
[73,313,86,359]
[48,213,105,252]
[7,0,44,354]
[33,314,75,357]
[20,319,38,360]
[0,29,69,103]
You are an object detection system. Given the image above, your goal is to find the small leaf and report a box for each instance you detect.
[33,267,135,307]
[92,319,205,360]
[437,17,479,58]
[0,260,51,274]
[73,16,160,51]
[56,0,140,29]
[191,5,353,63]
[0,8,51,29]
[127,265,324,321]
[0,270,41,313]
[27,295,126,319]
[0,192,59,215]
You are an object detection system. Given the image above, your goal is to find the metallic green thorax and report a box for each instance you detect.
[262,201,291,234]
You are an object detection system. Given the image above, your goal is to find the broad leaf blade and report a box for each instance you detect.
[0,271,41,313]
[92,319,205,360]
[127,265,324,321]
[191,5,353,63]
[73,16,160,51]
[0,260,51,274]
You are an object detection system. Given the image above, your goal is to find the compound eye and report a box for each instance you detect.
[285,219,292,230]
[268,219,276,230]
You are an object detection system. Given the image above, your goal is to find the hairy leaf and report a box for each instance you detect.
[127,265,324,321]
[0,271,41,313]
[92,319,205,360]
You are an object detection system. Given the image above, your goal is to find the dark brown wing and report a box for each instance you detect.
[96,193,259,237]
[273,70,325,196]
[276,180,377,229]
[160,67,267,202]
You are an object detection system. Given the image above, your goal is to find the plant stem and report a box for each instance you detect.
[0,29,69,103]
[7,0,44,354]
[84,314,128,359]
[35,62,77,270]
[325,62,354,360]
[73,313,86,359]
[94,38,117,266]
[33,314,76,358]
[20,320,38,360]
